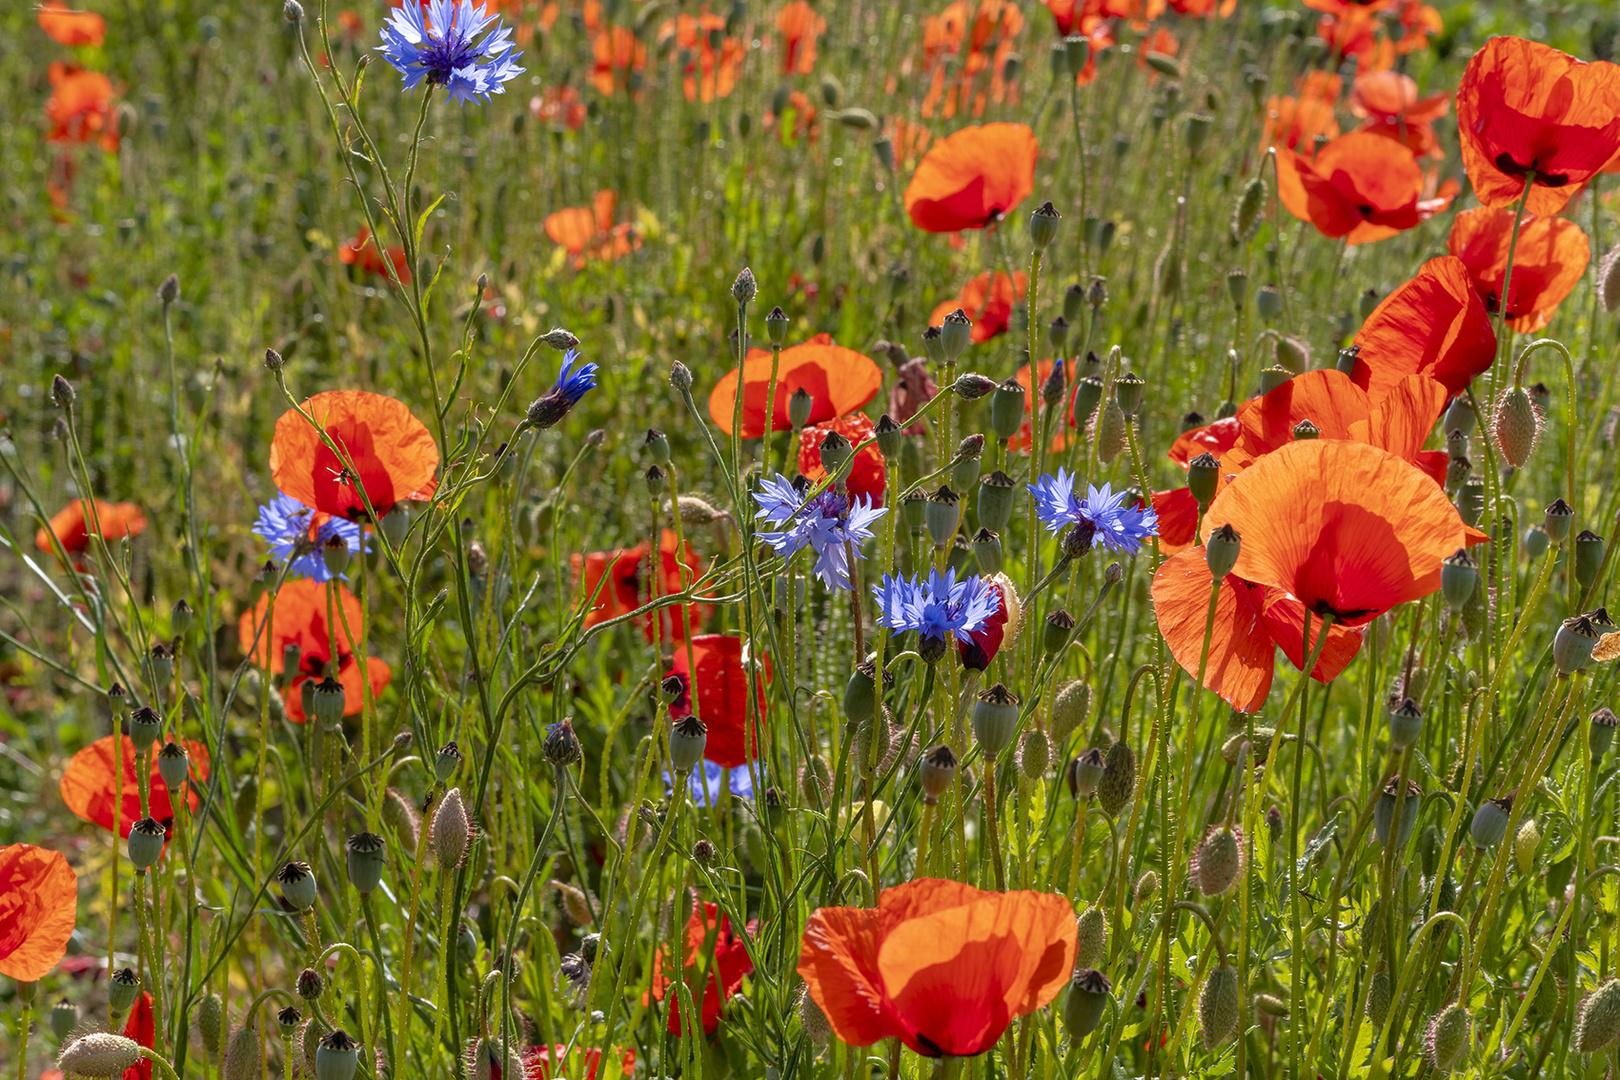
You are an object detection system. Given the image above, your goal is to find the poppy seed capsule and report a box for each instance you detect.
[1292,418,1319,441]
[1072,375,1105,428]
[919,744,958,805]
[1065,969,1112,1039]
[128,817,165,870]
[1591,708,1619,762]
[669,715,707,772]
[129,706,163,753]
[543,719,583,767]
[1576,979,1620,1052]
[1443,396,1477,439]
[435,740,463,781]
[1206,523,1242,579]
[973,528,1003,575]
[1030,200,1061,251]
[315,1029,359,1080]
[1063,33,1091,76]
[1388,697,1423,751]
[873,414,904,458]
[146,644,174,689]
[58,1034,141,1078]
[989,379,1026,439]
[1187,453,1221,510]
[1258,366,1293,394]
[901,489,928,530]
[50,999,78,1042]
[1441,549,1478,611]
[276,1006,302,1036]
[1115,371,1145,415]
[1097,740,1136,817]
[843,662,880,726]
[1554,614,1601,675]
[277,860,318,911]
[433,787,470,868]
[1541,498,1575,543]
[643,428,671,464]
[1255,284,1283,322]
[1373,777,1422,848]
[1492,386,1540,468]
[1048,316,1070,350]
[940,309,973,362]
[1470,796,1513,848]
[345,832,387,894]
[1044,610,1076,657]
[322,535,350,576]
[1575,531,1606,589]
[818,430,852,477]
[1049,680,1092,747]
[109,967,140,1012]
[1200,965,1241,1049]
[1424,1004,1469,1073]
[925,486,960,548]
[312,676,345,726]
[1068,746,1106,799]
[1225,268,1249,310]
[380,503,411,548]
[973,684,1021,756]
[1456,477,1485,528]
[171,598,193,637]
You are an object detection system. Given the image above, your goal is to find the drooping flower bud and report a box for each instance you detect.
[1096,740,1135,817]
[1193,826,1243,896]
[1424,1004,1470,1073]
[952,371,998,400]
[58,1034,142,1078]
[1575,979,1620,1053]
[1492,386,1540,468]
[1049,680,1092,747]
[433,787,471,868]
[1199,965,1240,1049]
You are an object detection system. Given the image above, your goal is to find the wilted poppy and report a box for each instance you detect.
[60,734,209,838]
[904,123,1038,233]
[798,413,887,505]
[928,272,1027,343]
[1350,256,1497,404]
[1456,36,1620,216]
[667,634,768,769]
[237,578,392,724]
[888,355,939,436]
[798,877,1076,1057]
[572,529,708,642]
[776,0,824,74]
[524,1044,636,1080]
[36,499,146,555]
[1276,130,1451,244]
[658,12,743,103]
[544,190,640,268]
[1447,206,1590,333]
[646,894,758,1035]
[39,4,106,46]
[590,25,646,95]
[1350,71,1448,159]
[46,62,118,152]
[0,843,77,981]
[529,85,585,130]
[268,390,439,521]
[708,333,883,438]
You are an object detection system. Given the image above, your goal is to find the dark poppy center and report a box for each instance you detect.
[1492,152,1569,188]
[1356,204,1375,216]
[915,1032,946,1057]
[1311,599,1377,623]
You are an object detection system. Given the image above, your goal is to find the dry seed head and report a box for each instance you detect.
[433,787,471,868]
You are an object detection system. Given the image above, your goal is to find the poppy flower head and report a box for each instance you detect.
[122,992,155,1080]
[338,226,412,283]
[572,529,708,642]
[797,414,887,505]
[1351,256,1497,404]
[1277,130,1449,244]
[666,634,768,769]
[268,390,439,520]
[776,0,825,74]
[35,499,147,556]
[0,843,78,981]
[1349,71,1449,159]
[904,122,1038,233]
[1456,36,1620,215]
[1260,87,1342,157]
[708,333,883,438]
[647,895,758,1034]
[39,3,107,46]
[1447,206,1590,333]
[523,1044,636,1080]
[46,62,119,153]
[544,190,641,267]
[928,272,1027,343]
[59,735,209,838]
[797,877,1077,1056]
[589,25,646,96]
[529,85,585,130]
[657,12,743,103]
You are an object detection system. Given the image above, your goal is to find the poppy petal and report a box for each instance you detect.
[0,844,78,981]
[904,123,1039,233]
[269,391,439,521]
[709,335,883,438]
[1152,548,1277,713]
[1350,256,1497,404]
[1447,206,1590,332]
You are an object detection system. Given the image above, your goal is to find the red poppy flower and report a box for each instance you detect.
[798,414,887,505]
[524,1045,636,1080]
[1350,71,1448,160]
[337,226,411,284]
[1393,0,1442,54]
[1169,0,1235,15]
[35,499,146,555]
[766,89,820,144]
[646,895,758,1035]
[529,85,585,131]
[60,734,210,838]
[1137,27,1179,79]
[1260,85,1341,156]
[1447,206,1590,333]
[1456,37,1620,216]
[708,333,883,438]
[590,26,646,96]
[122,992,154,1080]
[798,877,1076,1057]
[928,272,1027,343]
[958,575,1017,670]
[920,1,1024,118]
[0,843,77,981]
[46,62,118,152]
[666,635,768,769]
[1349,256,1497,404]
[237,578,392,724]
[904,123,1038,233]
[571,529,708,642]
[1276,130,1452,244]
[39,3,106,46]
[544,190,640,268]
[776,1,825,74]
[269,390,439,521]
[658,12,743,103]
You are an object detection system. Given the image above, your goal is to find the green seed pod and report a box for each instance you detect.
[1575,530,1606,590]
[1256,284,1283,322]
[129,706,163,753]
[940,309,973,362]
[1049,680,1092,747]
[1258,366,1293,394]
[1206,523,1242,580]
[1187,452,1221,510]
[50,1000,78,1043]
[1043,610,1076,657]
[1373,777,1421,849]
[1075,906,1107,970]
[977,470,1017,534]
[1199,965,1241,1049]
[1424,1004,1470,1073]
[1030,200,1061,251]
[277,860,318,911]
[1359,287,1381,319]
[1069,747,1106,798]
[315,1029,360,1080]
[345,832,387,894]
[1515,818,1541,875]
[1456,477,1485,528]
[435,740,463,782]
[1388,698,1423,752]
[1492,386,1539,468]
[788,386,815,428]
[873,414,903,459]
[918,745,957,806]
[1576,979,1620,1052]
[311,676,345,727]
[669,715,708,772]
[128,817,165,870]
[1231,177,1266,244]
[1115,372,1145,415]
[1366,972,1392,1028]
[1064,969,1112,1039]
[973,684,1021,757]
[58,1034,142,1078]
[1095,399,1127,465]
[973,528,1003,575]
[1470,796,1513,849]
[1591,707,1619,762]
[1554,613,1601,675]
[1194,827,1243,896]
[1097,739,1136,817]
[1254,993,1289,1018]
[989,379,1027,440]
[196,993,223,1055]
[1544,498,1575,543]
[1226,268,1249,310]
[925,486,961,547]
[109,968,140,1013]
[157,740,188,792]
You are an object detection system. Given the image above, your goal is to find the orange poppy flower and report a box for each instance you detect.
[571,529,708,643]
[647,894,758,1034]
[46,62,118,153]
[884,117,934,169]
[776,0,824,74]
[1349,71,1448,159]
[1040,0,1080,33]
[708,333,883,438]
[1447,206,1590,333]
[337,226,411,284]
[1455,36,1620,216]
[0,843,77,981]
[1349,256,1497,404]
[525,1045,636,1080]
[590,25,646,95]
[658,12,744,103]
[530,85,585,131]
[238,578,390,725]
[544,190,640,268]
[1137,27,1179,79]
[798,413,887,505]
[1276,130,1451,244]
[60,734,209,838]
[268,390,439,521]
[1169,0,1235,15]
[1260,94,1340,158]
[798,877,1076,1057]
[928,272,1027,343]
[666,635,769,769]
[39,3,106,46]
[766,88,819,144]
[35,499,146,555]
[904,122,1038,233]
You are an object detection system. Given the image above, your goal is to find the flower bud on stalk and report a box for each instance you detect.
[542,719,583,767]
[58,1035,141,1078]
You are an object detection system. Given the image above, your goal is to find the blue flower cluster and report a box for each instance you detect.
[872,567,1001,642]
[1027,469,1159,556]
[378,0,524,105]
[753,474,887,591]
[252,493,365,582]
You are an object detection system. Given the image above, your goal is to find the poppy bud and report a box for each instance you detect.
[169,598,194,638]
[129,706,163,753]
[1115,371,1144,414]
[1509,818,1542,878]
[940,309,973,361]
[159,273,180,305]
[1097,740,1135,816]
[792,754,830,810]
[1363,970,1392,1028]
[669,715,707,773]
[1576,979,1620,1052]
[1576,530,1606,589]
[314,1029,359,1080]
[1441,549,1478,611]
[1199,965,1240,1049]
[843,662,880,726]
[819,430,852,477]
[1063,282,1087,323]
[294,967,325,1002]
[1065,969,1111,1039]
[925,485,960,548]
[1194,826,1242,896]
[276,860,318,911]
[973,684,1021,756]
[989,379,1026,439]
[1445,455,1471,493]
[1543,498,1574,543]
[1255,284,1283,322]
[1470,796,1512,849]
[1017,728,1051,780]
[1456,477,1484,528]
[951,372,997,401]
[1592,707,1619,762]
[1066,905,1107,972]
[127,817,165,870]
[1134,868,1158,902]
[345,832,387,894]
[433,787,470,868]
[1492,386,1540,468]
[1050,680,1092,747]
[50,999,78,1042]
[109,968,140,1013]
[543,718,583,767]
[1388,697,1423,751]
[1232,177,1265,244]
[953,435,984,490]
[1373,777,1421,849]
[1094,399,1127,465]
[58,1034,141,1078]
[979,473,1016,536]
[1265,804,1284,842]
[1030,201,1061,251]
[901,489,928,531]
[971,527,1003,575]
[1424,1004,1469,1073]
[1087,275,1108,308]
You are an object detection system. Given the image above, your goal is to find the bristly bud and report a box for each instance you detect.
[276,860,318,911]
[1424,1004,1470,1072]
[550,879,595,926]
[1017,727,1051,779]
[108,967,140,1013]
[952,371,997,400]
[297,967,325,1001]
[919,745,957,805]
[1193,826,1243,895]
[1075,906,1107,969]
[541,327,580,351]
[51,374,75,409]
[1049,680,1092,747]
[128,817,165,870]
[1491,385,1540,468]
[1515,817,1541,874]
[691,838,715,867]
[263,347,284,371]
[1365,971,1392,1028]
[1575,979,1620,1052]
[195,993,223,1053]
[1065,969,1111,1038]
[223,1025,262,1080]
[1097,739,1135,817]
[1135,868,1158,902]
[669,360,694,392]
[670,714,708,772]
[345,832,387,894]
[972,683,1021,756]
[1094,399,1127,465]
[543,719,583,767]
[731,267,757,305]
[1232,176,1266,244]
[800,753,833,809]
[1030,201,1061,251]
[58,1034,142,1078]
[159,274,180,305]
[433,787,471,868]
[283,0,304,20]
[1199,965,1240,1049]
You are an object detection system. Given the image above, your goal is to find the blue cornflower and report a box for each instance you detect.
[252,494,365,582]
[1028,468,1158,557]
[526,350,599,430]
[753,473,887,590]
[871,567,1001,645]
[665,760,756,804]
[378,0,524,105]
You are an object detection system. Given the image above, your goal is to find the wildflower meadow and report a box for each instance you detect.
[9,0,1620,1077]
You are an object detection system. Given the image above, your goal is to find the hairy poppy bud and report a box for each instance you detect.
[1065,969,1111,1039]
[952,372,997,400]
[1515,817,1541,874]
[1470,796,1512,849]
[989,379,1026,440]
[1018,727,1051,779]
[925,486,960,548]
[345,832,386,894]
[128,817,165,870]
[543,718,583,766]
[1075,906,1107,969]
[670,715,707,772]
[277,860,318,911]
[1576,979,1620,1052]
[1194,826,1242,896]
[1424,1004,1469,1072]
[109,968,140,1013]
[1049,680,1092,747]
[973,683,1021,757]
[940,309,973,361]
[1135,868,1158,902]
[223,1025,261,1080]
[1232,177,1265,244]
[1365,971,1392,1028]
[433,787,471,868]
[59,1034,141,1078]
[1094,399,1127,464]
[1492,386,1539,468]
[1097,740,1135,817]
[1200,965,1240,1049]
[1030,201,1061,251]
